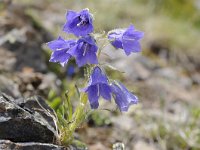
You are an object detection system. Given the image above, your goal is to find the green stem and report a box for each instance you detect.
[62,66,91,145]
[61,93,88,145]
[69,93,88,132]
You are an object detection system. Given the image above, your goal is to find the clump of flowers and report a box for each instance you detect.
[47,8,144,145]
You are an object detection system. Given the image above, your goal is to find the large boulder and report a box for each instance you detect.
[0,93,59,144]
[0,140,65,150]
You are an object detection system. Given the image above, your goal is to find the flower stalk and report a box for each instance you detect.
[61,94,88,145]
[60,65,91,145]
[69,93,88,133]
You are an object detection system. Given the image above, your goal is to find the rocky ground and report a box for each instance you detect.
[0,0,200,150]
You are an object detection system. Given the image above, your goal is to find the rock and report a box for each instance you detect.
[0,71,61,99]
[38,73,61,93]
[191,73,200,85]
[16,71,61,98]
[134,140,157,150]
[155,67,178,80]
[0,140,65,150]
[178,76,192,89]
[0,6,53,72]
[111,115,136,131]
[134,55,159,71]
[89,142,108,150]
[101,45,160,81]
[0,93,59,144]
[139,75,198,108]
[103,50,154,81]
[0,75,21,98]
[166,101,189,123]
[112,142,125,150]
[0,47,16,71]
[126,61,151,81]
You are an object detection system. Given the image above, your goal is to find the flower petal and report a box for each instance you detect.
[111,82,138,111]
[123,25,144,40]
[90,67,108,85]
[131,31,144,40]
[118,82,138,104]
[72,24,93,37]
[63,10,78,33]
[83,67,112,109]
[108,29,124,49]
[100,84,112,100]
[66,10,77,21]
[47,37,69,51]
[122,25,144,55]
[85,46,98,64]
[123,40,141,55]
[111,83,129,111]
[69,36,98,67]
[75,54,88,67]
[108,25,144,55]
[87,85,99,109]
[49,49,71,67]
[67,45,79,56]
[78,35,97,46]
[63,9,94,36]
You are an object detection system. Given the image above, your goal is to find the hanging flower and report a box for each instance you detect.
[111,81,138,111]
[82,67,112,109]
[47,37,76,67]
[108,25,144,55]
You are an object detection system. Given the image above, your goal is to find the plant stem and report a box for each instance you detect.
[69,93,88,132]
[61,93,88,145]
[63,66,91,145]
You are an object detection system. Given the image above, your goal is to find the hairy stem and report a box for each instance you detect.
[69,93,88,132]
[61,66,91,145]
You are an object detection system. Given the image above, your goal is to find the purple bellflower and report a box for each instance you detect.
[82,67,112,109]
[63,9,94,37]
[108,25,144,55]
[111,82,138,111]
[68,36,98,67]
[47,37,76,67]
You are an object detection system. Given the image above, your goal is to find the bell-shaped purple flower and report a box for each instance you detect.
[108,25,144,55]
[83,67,112,109]
[68,36,98,67]
[47,37,76,67]
[63,9,94,37]
[111,82,138,111]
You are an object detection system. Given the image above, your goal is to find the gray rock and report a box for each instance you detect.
[0,140,66,150]
[155,67,178,80]
[0,48,16,71]
[178,76,193,89]
[102,46,159,81]
[134,140,157,150]
[191,73,200,85]
[0,93,59,144]
[111,115,136,131]
[0,6,53,72]
[0,75,21,98]
[0,71,61,99]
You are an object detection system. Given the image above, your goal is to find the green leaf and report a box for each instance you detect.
[48,97,62,110]
[103,64,125,74]
[64,91,73,122]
